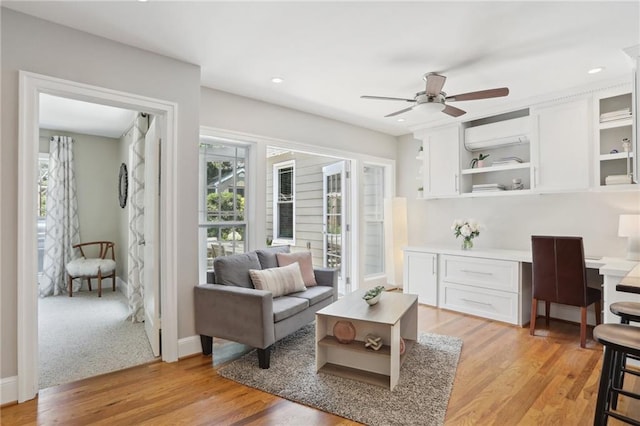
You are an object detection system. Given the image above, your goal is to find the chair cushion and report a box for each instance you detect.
[66,258,116,277]
[213,252,261,288]
[255,246,290,269]
[249,263,307,297]
[272,296,309,322]
[288,285,333,306]
[276,251,317,287]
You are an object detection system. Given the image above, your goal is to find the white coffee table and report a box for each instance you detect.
[315,289,418,390]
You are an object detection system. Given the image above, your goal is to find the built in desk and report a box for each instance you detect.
[403,246,639,327]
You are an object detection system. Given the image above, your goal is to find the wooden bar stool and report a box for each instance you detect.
[593,323,640,425]
[609,302,640,410]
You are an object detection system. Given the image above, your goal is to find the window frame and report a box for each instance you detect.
[198,139,249,283]
[272,159,296,245]
[362,164,386,277]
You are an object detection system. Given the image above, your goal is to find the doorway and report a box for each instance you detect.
[266,148,352,296]
[18,72,178,402]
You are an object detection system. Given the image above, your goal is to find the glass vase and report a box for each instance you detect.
[461,238,473,250]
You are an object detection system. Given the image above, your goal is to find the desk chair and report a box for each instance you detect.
[66,241,116,297]
[529,236,601,348]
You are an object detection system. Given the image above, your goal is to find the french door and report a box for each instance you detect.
[322,161,349,295]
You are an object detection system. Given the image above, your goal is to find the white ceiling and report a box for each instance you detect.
[39,94,136,139]
[6,1,640,136]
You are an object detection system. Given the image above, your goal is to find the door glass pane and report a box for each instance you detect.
[363,165,384,275]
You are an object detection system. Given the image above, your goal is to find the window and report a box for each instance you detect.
[273,160,295,243]
[363,165,385,276]
[198,139,248,281]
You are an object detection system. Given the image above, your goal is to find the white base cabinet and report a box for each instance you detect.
[403,250,437,306]
[438,255,529,325]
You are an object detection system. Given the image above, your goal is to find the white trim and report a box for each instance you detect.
[1,376,18,405]
[272,159,296,245]
[116,276,128,294]
[178,336,204,358]
[17,71,179,403]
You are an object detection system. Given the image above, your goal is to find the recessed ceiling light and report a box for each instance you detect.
[271,77,284,84]
[588,67,605,74]
[138,0,148,2]
[397,118,405,122]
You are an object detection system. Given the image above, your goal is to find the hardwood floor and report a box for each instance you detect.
[2,305,639,425]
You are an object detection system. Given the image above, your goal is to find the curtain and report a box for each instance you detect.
[127,113,149,322]
[39,136,81,297]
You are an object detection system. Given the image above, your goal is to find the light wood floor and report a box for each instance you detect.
[2,305,639,425]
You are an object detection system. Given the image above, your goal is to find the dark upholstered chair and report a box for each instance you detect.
[529,236,601,348]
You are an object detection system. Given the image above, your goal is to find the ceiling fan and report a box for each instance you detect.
[361,73,509,118]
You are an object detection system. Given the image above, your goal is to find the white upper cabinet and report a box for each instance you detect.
[420,125,460,197]
[532,98,591,191]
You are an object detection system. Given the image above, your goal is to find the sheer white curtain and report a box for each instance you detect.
[39,136,80,297]
[127,113,148,322]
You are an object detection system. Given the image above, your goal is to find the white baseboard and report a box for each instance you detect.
[1,376,18,405]
[117,276,128,294]
[178,335,202,358]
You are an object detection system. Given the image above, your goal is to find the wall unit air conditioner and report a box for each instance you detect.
[464,116,530,150]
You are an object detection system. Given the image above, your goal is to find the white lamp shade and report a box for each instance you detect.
[618,214,640,237]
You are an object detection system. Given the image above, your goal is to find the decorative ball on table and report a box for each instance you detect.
[451,218,481,250]
[363,285,385,306]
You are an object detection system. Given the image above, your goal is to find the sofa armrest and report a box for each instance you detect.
[314,267,339,301]
[194,284,275,349]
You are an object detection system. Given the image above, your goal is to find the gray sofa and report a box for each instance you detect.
[194,246,338,368]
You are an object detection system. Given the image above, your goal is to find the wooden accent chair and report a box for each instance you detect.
[66,241,116,297]
[529,236,601,348]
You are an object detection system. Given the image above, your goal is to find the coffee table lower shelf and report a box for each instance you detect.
[316,336,415,388]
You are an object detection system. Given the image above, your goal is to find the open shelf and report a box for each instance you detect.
[599,152,634,161]
[599,117,633,130]
[461,162,531,175]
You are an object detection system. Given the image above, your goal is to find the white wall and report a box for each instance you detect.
[396,133,640,258]
[1,9,200,380]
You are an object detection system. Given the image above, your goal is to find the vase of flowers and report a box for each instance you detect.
[451,219,480,250]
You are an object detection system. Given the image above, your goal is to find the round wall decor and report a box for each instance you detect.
[118,162,128,208]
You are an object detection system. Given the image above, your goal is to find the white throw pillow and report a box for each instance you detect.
[249,262,307,297]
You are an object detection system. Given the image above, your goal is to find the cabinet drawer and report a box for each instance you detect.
[440,282,519,324]
[440,255,519,293]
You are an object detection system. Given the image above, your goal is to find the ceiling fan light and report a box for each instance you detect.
[414,101,445,113]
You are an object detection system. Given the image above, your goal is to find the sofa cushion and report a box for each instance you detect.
[249,262,307,297]
[288,285,334,306]
[272,296,309,322]
[276,251,317,287]
[255,245,290,269]
[213,252,261,288]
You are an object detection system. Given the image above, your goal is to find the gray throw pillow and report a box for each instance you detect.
[255,245,290,269]
[213,252,261,288]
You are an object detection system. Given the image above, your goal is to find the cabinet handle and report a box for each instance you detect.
[432,257,436,275]
[460,269,493,276]
[461,298,492,307]
[454,174,459,192]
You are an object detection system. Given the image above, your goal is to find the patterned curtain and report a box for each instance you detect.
[39,136,81,297]
[127,113,148,322]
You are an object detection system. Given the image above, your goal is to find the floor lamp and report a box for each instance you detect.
[384,197,408,289]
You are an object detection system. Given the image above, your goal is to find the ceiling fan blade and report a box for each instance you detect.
[385,106,415,118]
[424,73,446,96]
[442,104,466,117]
[446,87,509,102]
[361,95,415,102]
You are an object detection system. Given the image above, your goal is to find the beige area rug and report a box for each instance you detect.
[218,324,463,426]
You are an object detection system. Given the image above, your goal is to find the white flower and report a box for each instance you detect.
[460,224,472,237]
[469,220,479,233]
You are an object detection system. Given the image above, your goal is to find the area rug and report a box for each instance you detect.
[218,324,463,426]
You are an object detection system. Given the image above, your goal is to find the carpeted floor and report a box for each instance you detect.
[218,324,463,426]
[38,290,157,389]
